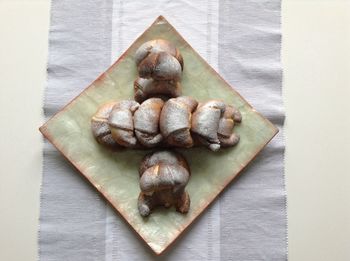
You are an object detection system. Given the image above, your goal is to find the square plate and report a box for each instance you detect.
[40,16,278,255]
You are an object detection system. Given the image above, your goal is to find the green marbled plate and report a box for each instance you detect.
[40,16,278,255]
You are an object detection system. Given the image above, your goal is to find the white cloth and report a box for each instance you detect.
[40,0,286,260]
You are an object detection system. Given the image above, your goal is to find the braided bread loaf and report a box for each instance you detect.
[92,97,241,151]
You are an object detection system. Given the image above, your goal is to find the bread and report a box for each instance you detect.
[91,102,119,148]
[134,77,181,103]
[108,100,139,148]
[138,151,190,217]
[138,51,182,81]
[139,150,189,176]
[218,105,241,147]
[160,96,198,148]
[134,39,184,101]
[191,100,226,151]
[92,97,241,151]
[134,98,164,148]
[134,39,183,69]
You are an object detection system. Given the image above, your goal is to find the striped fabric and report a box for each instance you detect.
[40,0,286,260]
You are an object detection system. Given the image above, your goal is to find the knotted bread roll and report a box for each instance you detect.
[134,98,164,148]
[91,102,119,148]
[134,39,184,101]
[138,151,190,217]
[108,100,139,148]
[191,100,226,151]
[160,96,198,148]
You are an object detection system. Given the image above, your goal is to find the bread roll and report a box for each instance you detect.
[134,98,164,148]
[108,100,139,148]
[160,97,198,148]
[91,102,119,148]
[191,100,226,151]
[138,151,190,217]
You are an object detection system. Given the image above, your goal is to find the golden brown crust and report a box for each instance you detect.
[108,100,140,148]
[191,100,225,151]
[218,105,241,147]
[139,150,190,176]
[134,39,184,100]
[134,77,182,103]
[92,97,241,151]
[160,97,198,148]
[134,98,164,148]
[138,51,182,81]
[91,102,120,148]
[138,150,191,217]
[134,39,183,69]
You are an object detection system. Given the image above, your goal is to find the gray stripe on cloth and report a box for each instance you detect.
[39,0,113,260]
[219,0,287,260]
[40,0,286,259]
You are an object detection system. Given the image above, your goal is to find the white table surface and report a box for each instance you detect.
[0,0,349,260]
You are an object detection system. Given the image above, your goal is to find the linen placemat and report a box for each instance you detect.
[40,0,286,260]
